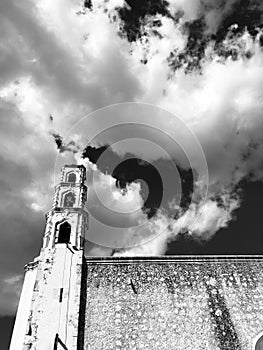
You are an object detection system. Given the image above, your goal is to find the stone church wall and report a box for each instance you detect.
[83,256,263,350]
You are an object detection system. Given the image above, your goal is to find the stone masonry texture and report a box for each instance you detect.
[83,256,263,350]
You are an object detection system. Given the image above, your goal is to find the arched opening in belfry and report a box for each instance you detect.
[57,222,71,244]
[256,335,263,350]
[67,172,76,183]
[63,192,75,207]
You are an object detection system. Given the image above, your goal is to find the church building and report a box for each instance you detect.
[9,164,263,350]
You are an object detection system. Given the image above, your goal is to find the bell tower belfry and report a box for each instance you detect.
[9,164,88,350]
[44,164,88,250]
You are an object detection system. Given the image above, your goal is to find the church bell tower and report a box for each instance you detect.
[9,165,88,350]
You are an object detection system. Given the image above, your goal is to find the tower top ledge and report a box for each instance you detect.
[63,164,86,169]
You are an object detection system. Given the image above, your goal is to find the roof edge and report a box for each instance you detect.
[85,255,263,264]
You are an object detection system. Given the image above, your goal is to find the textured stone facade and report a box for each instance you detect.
[84,256,263,350]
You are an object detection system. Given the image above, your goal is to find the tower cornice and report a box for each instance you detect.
[24,260,39,272]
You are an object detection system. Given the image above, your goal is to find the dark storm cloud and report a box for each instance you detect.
[113,0,263,72]
[50,132,81,153]
[82,143,193,219]
[82,145,109,164]
[168,0,263,72]
[116,0,171,42]
[52,133,64,150]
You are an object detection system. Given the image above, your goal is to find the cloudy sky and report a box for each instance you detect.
[1,0,263,347]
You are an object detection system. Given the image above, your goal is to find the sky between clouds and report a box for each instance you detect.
[0,0,263,315]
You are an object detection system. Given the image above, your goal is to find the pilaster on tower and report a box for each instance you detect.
[43,164,88,251]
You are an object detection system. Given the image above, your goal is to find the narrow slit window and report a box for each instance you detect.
[26,322,32,336]
[59,288,63,302]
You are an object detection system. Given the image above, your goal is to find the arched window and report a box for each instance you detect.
[67,173,76,183]
[57,222,71,244]
[63,192,75,207]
